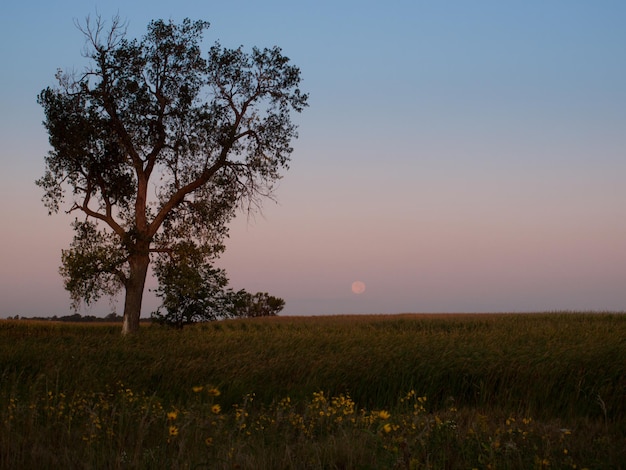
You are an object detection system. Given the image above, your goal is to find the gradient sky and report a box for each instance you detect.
[1,1,625,318]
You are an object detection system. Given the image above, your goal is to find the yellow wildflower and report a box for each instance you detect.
[192,386,204,393]
[382,423,392,433]
[208,388,221,397]
[169,425,179,436]
[378,410,391,420]
[212,404,221,414]
[167,410,178,421]
[205,437,213,446]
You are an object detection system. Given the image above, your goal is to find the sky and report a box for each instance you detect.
[1,1,625,318]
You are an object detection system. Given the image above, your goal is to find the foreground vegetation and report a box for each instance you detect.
[1,313,624,468]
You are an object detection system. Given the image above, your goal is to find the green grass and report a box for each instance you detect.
[1,313,625,468]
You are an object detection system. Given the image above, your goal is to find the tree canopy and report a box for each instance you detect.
[37,16,307,334]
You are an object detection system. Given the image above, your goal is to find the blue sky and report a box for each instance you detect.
[1,1,625,317]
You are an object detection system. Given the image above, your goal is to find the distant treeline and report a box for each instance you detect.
[6,313,124,323]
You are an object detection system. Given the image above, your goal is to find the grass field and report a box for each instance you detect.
[1,313,624,469]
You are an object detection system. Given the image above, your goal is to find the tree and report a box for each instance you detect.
[150,241,285,328]
[229,290,285,318]
[37,16,307,334]
[150,242,233,328]
[150,260,286,327]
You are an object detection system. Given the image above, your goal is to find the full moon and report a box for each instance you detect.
[351,281,366,294]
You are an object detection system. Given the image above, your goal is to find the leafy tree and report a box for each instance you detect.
[37,15,307,334]
[229,290,285,318]
[150,243,233,328]
[150,247,285,327]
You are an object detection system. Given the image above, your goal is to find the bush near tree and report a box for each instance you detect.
[229,290,285,318]
[150,247,284,327]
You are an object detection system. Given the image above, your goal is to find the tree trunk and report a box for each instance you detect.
[121,252,150,335]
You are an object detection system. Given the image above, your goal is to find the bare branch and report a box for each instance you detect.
[74,13,127,57]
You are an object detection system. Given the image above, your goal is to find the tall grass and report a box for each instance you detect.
[1,313,624,468]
